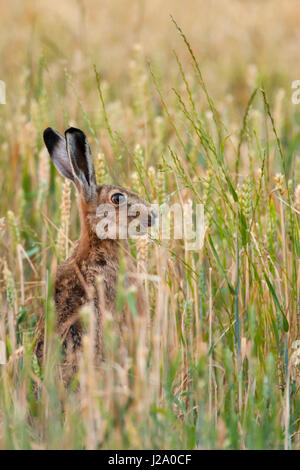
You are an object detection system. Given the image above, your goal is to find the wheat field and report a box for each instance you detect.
[0,0,300,450]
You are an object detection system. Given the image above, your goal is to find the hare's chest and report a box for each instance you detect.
[82,258,119,307]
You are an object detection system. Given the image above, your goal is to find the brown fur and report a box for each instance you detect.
[35,174,153,385]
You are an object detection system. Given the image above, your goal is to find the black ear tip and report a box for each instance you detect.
[43,127,56,149]
[65,127,86,139]
[43,127,64,153]
[43,127,53,140]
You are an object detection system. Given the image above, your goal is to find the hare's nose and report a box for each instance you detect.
[148,209,158,227]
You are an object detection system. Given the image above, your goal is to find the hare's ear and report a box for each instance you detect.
[43,128,74,181]
[65,127,97,201]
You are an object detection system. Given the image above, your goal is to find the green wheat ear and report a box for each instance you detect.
[3,261,16,311]
[57,180,71,261]
[7,210,21,250]
[95,152,109,185]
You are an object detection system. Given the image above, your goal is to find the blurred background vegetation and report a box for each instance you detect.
[0,0,300,450]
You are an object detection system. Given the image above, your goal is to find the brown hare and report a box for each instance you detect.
[35,127,155,385]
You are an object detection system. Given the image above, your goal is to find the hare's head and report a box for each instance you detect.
[44,127,156,240]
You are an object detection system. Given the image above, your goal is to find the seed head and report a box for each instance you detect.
[274,173,285,195]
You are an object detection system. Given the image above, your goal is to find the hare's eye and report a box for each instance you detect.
[111,193,125,205]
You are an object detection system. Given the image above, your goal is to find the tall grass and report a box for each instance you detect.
[0,0,300,450]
